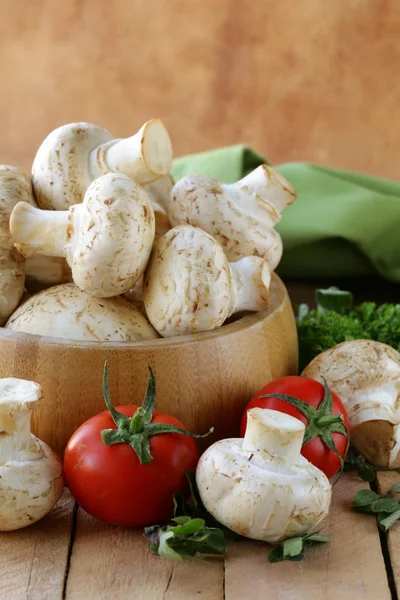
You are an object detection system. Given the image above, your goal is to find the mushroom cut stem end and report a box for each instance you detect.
[92,118,173,185]
[242,408,305,463]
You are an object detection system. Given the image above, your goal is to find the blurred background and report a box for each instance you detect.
[1,0,399,179]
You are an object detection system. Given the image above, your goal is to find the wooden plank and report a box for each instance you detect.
[224,472,391,600]
[377,471,400,597]
[65,507,224,600]
[0,489,75,600]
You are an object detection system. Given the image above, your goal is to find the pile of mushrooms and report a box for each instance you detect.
[0,119,296,342]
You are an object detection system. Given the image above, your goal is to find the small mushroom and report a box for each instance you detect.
[0,165,36,325]
[0,377,64,531]
[32,118,173,210]
[302,340,400,467]
[10,173,155,298]
[163,165,296,270]
[196,408,331,542]
[143,225,271,337]
[5,283,159,342]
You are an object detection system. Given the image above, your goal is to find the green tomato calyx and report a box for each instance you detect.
[100,362,213,465]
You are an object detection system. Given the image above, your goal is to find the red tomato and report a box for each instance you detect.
[64,406,199,527]
[240,376,349,478]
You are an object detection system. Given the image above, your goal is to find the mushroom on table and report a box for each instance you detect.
[10,173,155,298]
[303,340,400,468]
[0,377,64,531]
[196,408,331,542]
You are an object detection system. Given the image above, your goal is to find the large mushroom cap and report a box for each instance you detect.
[5,283,159,342]
[302,340,400,467]
[143,225,232,337]
[67,173,155,298]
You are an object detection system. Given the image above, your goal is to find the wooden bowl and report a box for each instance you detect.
[0,274,298,457]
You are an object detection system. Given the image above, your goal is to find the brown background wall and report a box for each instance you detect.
[0,0,399,179]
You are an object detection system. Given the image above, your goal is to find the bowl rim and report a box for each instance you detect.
[0,274,288,349]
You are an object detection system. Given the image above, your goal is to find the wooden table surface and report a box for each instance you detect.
[2,281,399,599]
[1,471,399,600]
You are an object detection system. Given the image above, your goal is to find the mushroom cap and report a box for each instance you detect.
[302,340,400,467]
[32,122,113,210]
[5,283,159,342]
[67,173,155,298]
[170,174,283,269]
[143,225,232,337]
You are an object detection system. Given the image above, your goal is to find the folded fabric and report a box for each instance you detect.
[172,145,400,281]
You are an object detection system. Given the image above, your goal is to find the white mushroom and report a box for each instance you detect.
[0,378,64,531]
[32,118,173,210]
[196,408,331,542]
[5,283,159,342]
[143,225,271,337]
[163,165,296,270]
[10,173,155,298]
[144,175,174,240]
[303,340,400,468]
[0,166,36,325]
[6,282,159,342]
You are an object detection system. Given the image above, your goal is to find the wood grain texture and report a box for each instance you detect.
[65,506,224,600]
[377,471,400,597]
[0,490,75,600]
[224,472,391,600]
[0,274,298,458]
[1,0,400,179]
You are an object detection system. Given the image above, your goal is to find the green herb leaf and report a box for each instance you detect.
[378,509,400,532]
[351,489,381,508]
[370,498,400,514]
[144,520,227,561]
[267,531,329,563]
[282,536,303,558]
[316,287,353,315]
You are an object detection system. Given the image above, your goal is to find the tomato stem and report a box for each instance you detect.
[100,362,213,464]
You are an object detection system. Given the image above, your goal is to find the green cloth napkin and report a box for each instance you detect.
[172,145,400,281]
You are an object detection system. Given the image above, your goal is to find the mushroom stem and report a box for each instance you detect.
[229,256,271,315]
[90,118,173,185]
[230,165,296,214]
[0,379,42,464]
[242,408,305,463]
[10,203,69,258]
